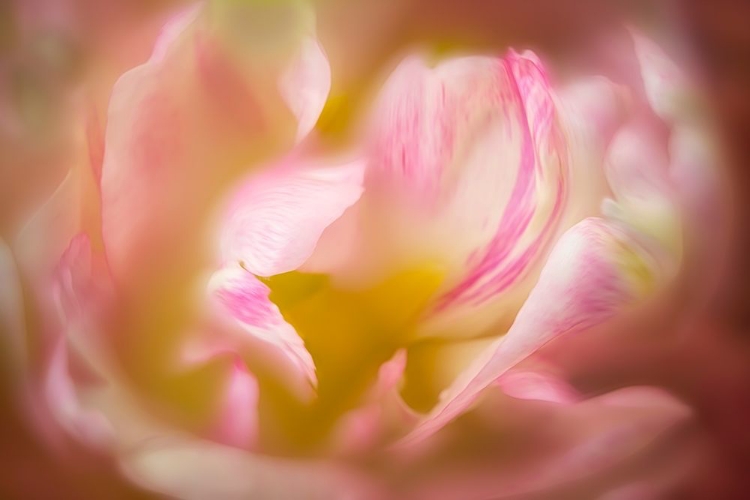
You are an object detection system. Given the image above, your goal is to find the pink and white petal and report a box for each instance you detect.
[401,387,692,500]
[421,52,569,331]
[207,265,317,394]
[219,159,365,277]
[397,218,656,448]
[120,436,381,500]
[280,37,332,141]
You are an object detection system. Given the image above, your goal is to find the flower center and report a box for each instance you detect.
[260,265,443,451]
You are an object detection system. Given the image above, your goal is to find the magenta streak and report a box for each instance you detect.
[434,55,568,312]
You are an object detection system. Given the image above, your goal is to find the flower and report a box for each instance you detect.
[0,1,737,499]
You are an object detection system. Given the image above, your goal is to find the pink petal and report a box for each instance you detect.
[208,265,317,392]
[220,160,365,277]
[100,3,329,286]
[397,218,655,447]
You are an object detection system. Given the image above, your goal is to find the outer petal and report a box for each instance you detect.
[399,387,692,500]
[397,218,656,447]
[220,159,365,276]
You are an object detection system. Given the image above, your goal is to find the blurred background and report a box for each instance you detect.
[1,0,749,498]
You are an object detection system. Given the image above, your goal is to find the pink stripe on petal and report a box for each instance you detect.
[433,51,568,313]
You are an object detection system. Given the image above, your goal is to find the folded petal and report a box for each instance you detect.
[207,265,317,394]
[397,217,657,447]
[220,159,365,276]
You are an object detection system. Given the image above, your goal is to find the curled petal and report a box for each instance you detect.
[208,265,317,393]
[397,218,656,447]
[220,160,365,276]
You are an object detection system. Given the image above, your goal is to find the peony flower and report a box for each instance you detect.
[1,1,741,498]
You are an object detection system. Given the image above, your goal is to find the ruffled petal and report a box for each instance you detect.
[220,159,365,276]
[397,217,657,447]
